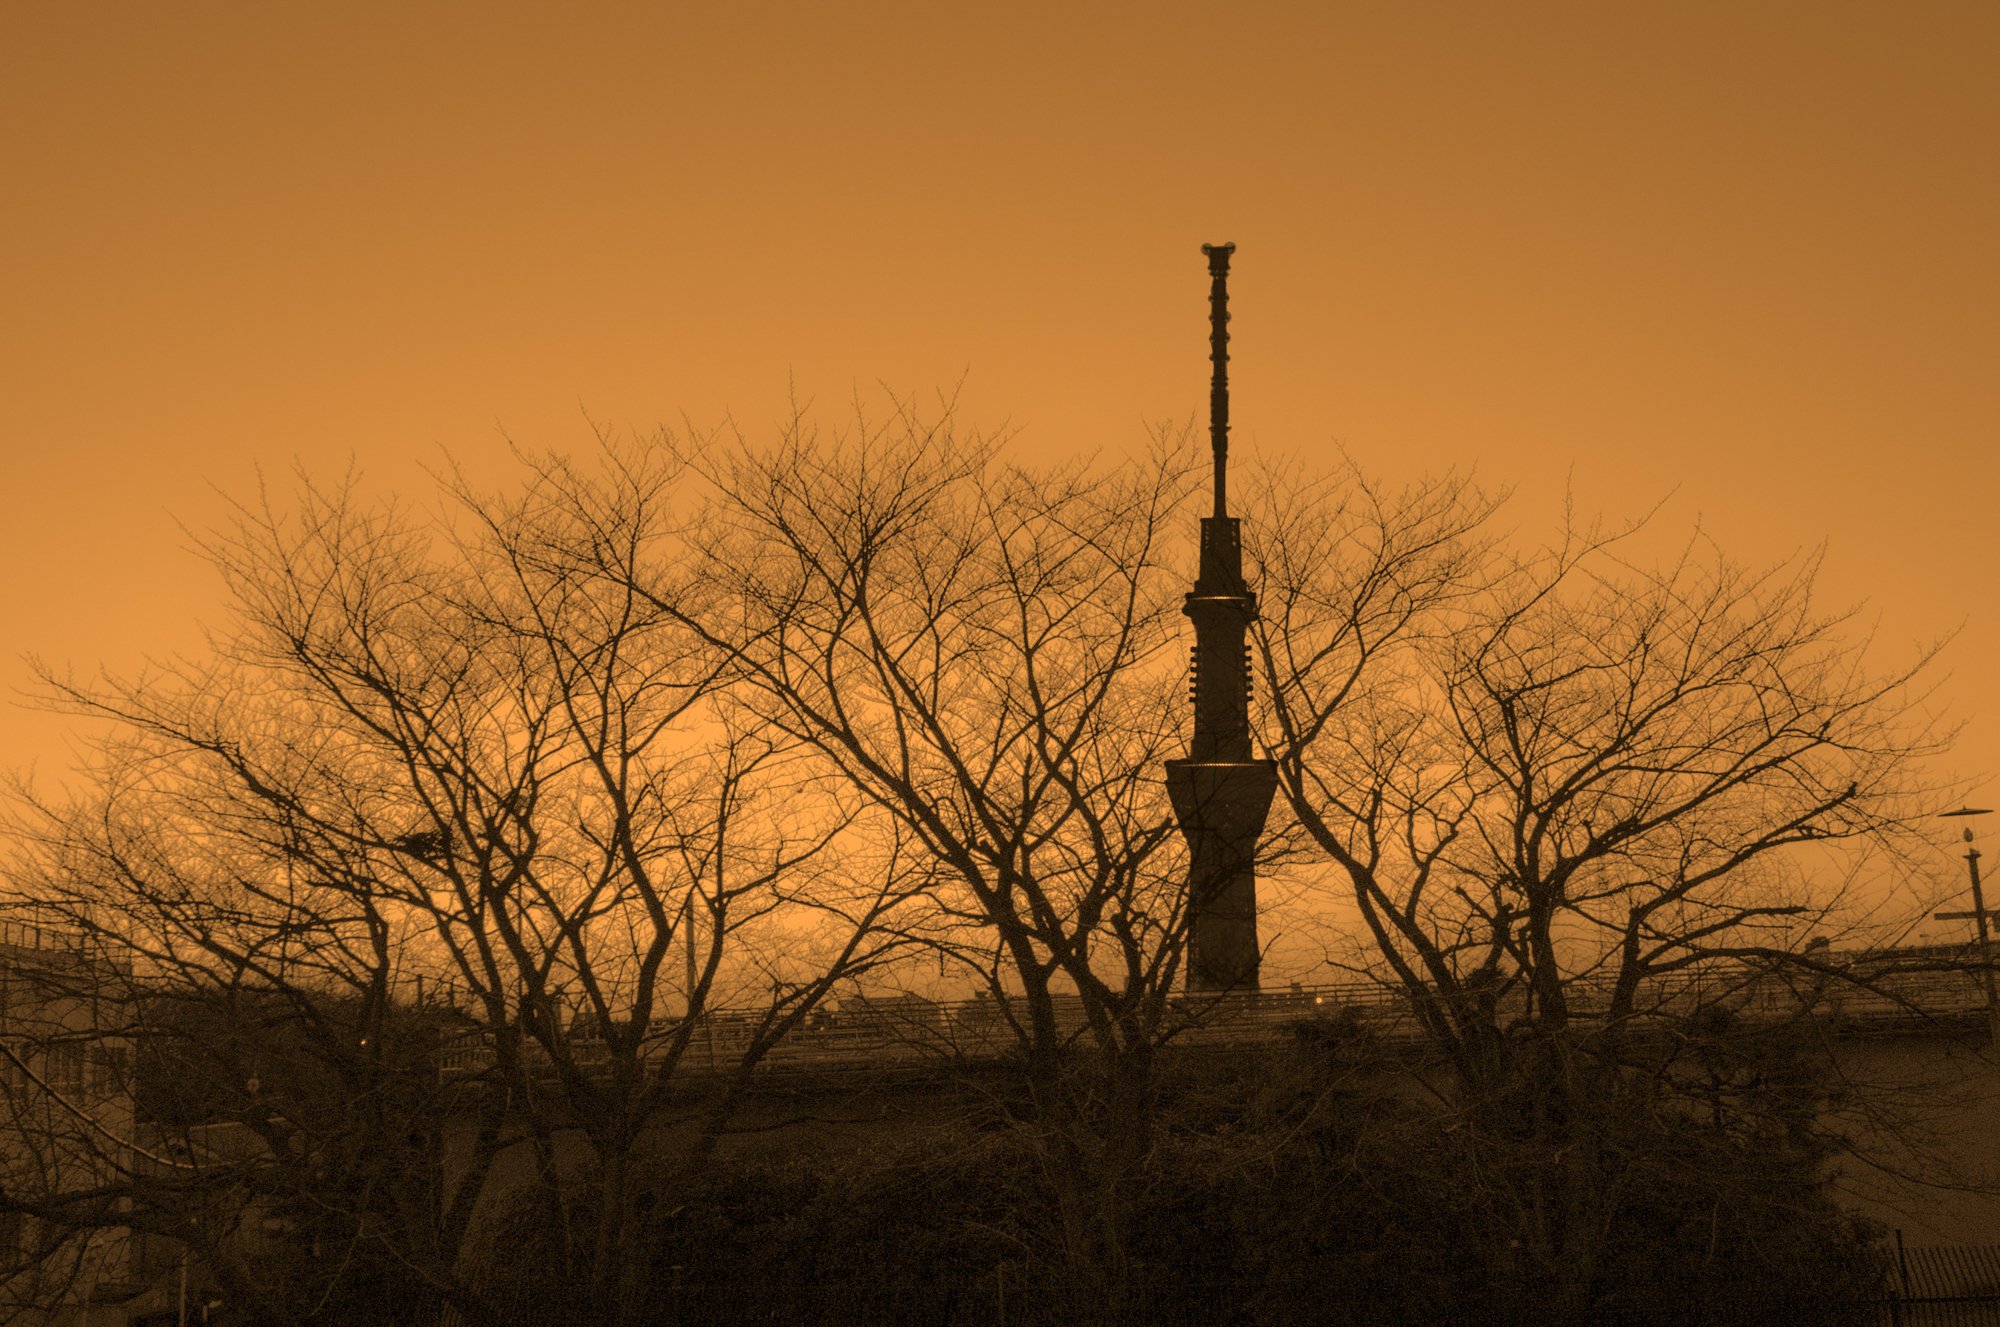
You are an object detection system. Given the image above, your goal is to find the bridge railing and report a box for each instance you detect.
[432,955,1999,1079]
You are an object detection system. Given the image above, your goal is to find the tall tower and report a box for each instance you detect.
[1166,242,1278,992]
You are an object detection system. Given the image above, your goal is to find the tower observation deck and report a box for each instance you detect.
[1165,243,1278,992]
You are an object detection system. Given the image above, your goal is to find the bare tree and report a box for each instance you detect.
[1,455,921,1323]
[1254,489,1956,1318]
[541,397,1216,1297]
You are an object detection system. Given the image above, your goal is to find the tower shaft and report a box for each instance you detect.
[1166,243,1276,992]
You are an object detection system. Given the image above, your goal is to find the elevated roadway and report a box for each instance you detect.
[436,948,2000,1079]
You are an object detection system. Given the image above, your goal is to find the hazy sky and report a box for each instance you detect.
[4,4,1994,901]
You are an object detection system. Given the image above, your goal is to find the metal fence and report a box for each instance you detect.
[397,1266,2000,1327]
[429,957,1999,1080]
[1881,1243,2000,1325]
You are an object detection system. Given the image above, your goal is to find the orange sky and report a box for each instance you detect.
[3,3,1995,908]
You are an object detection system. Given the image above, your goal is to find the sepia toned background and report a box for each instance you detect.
[3,3,1994,923]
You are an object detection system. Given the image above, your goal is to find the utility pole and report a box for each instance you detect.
[1165,242,1277,992]
[1936,807,1999,1047]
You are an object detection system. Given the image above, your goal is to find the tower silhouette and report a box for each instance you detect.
[1166,242,1278,992]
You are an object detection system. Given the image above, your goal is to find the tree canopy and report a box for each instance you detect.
[0,400,1965,1324]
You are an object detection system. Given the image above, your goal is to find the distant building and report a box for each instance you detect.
[0,929,148,1324]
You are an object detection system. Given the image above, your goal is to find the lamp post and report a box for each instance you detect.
[1935,806,1999,1047]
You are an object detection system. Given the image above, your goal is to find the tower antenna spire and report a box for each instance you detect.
[1202,241,1235,519]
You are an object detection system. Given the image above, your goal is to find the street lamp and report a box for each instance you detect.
[1935,806,1998,1047]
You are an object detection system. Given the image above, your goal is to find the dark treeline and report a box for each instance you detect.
[119,991,1892,1327]
[433,1016,1886,1327]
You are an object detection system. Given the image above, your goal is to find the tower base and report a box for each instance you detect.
[1166,759,1277,992]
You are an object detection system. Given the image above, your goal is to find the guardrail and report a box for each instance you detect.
[432,960,1999,1080]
